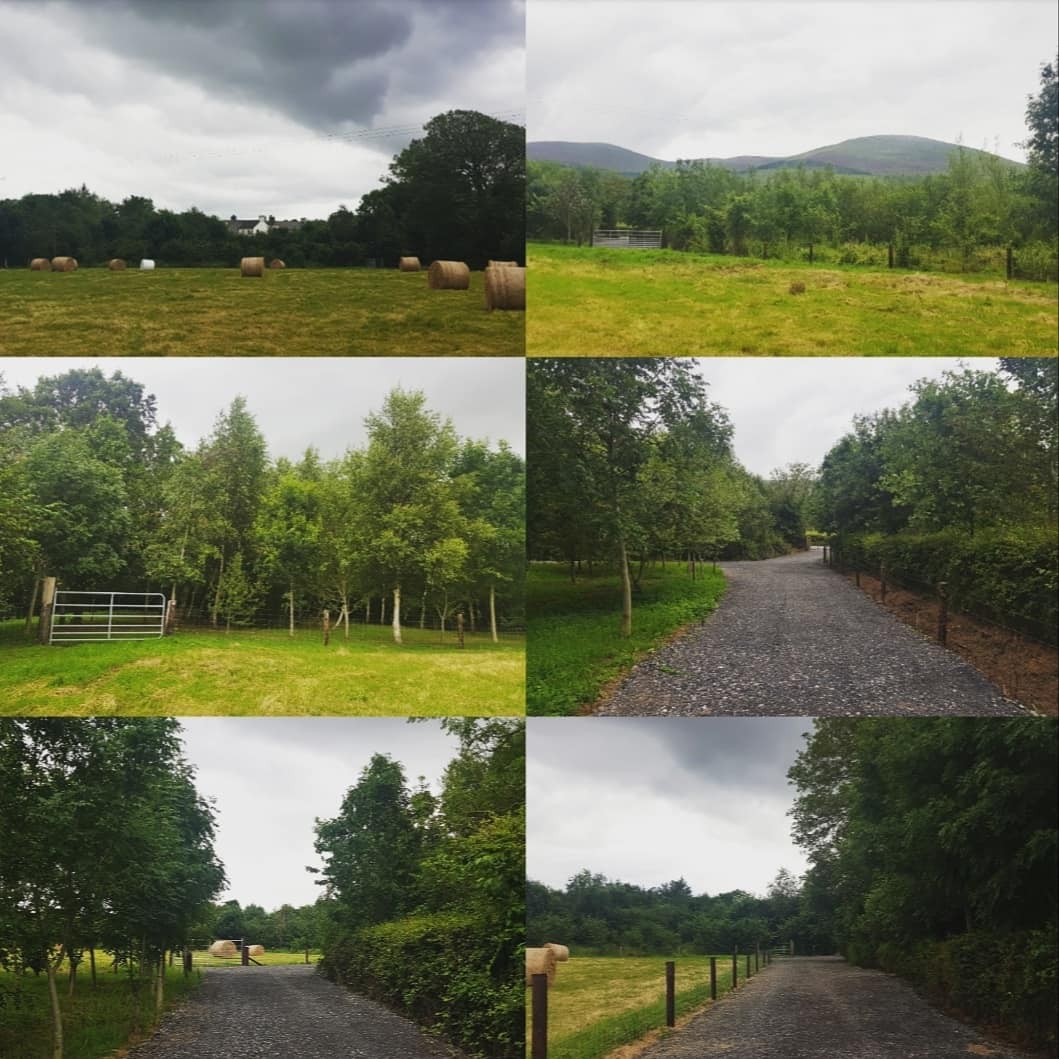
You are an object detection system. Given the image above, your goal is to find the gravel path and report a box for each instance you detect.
[599,550,1024,716]
[126,965,464,1059]
[640,956,1028,1059]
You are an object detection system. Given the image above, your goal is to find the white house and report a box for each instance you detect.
[226,215,308,236]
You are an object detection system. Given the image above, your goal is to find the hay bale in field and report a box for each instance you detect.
[247,944,265,957]
[427,260,470,290]
[107,258,127,270]
[398,256,421,272]
[51,256,78,272]
[241,256,265,277]
[208,940,238,958]
[487,259,518,268]
[789,281,806,295]
[525,946,558,985]
[29,258,51,271]
[543,942,570,962]
[140,259,156,270]
[484,265,525,310]
[269,258,285,269]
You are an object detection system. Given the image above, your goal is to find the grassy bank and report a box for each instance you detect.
[527,562,725,716]
[526,954,738,1059]
[526,242,1058,356]
[0,268,523,356]
[0,621,524,715]
[0,962,199,1059]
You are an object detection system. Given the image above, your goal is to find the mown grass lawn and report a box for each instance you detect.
[0,268,523,356]
[0,961,200,1059]
[0,621,524,715]
[526,562,725,716]
[526,954,738,1059]
[526,242,1058,356]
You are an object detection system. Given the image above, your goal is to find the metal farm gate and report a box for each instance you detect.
[591,228,663,249]
[49,591,167,644]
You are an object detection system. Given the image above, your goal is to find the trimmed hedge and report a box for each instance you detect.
[835,526,1058,643]
[319,912,522,1059]
[864,928,1058,1052]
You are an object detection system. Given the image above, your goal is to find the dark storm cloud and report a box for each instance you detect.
[22,0,523,130]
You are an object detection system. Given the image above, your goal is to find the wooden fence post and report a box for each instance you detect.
[732,952,738,988]
[531,973,548,1059]
[936,582,949,646]
[305,946,310,965]
[755,946,760,973]
[710,956,717,1000]
[182,947,192,976]
[855,569,860,588]
[322,608,331,646]
[456,611,465,648]
[822,545,829,565]
[879,562,887,603]
[665,961,675,1027]
[164,598,177,636]
[38,576,56,644]
[746,954,751,979]
[240,939,248,966]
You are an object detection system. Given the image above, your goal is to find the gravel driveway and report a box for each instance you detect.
[126,965,464,1059]
[599,550,1024,716]
[640,956,1028,1059]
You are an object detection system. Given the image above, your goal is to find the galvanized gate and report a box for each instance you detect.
[49,590,167,644]
[591,228,663,249]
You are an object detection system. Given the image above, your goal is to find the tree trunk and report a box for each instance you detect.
[392,585,402,644]
[67,957,76,997]
[46,958,64,1059]
[288,582,295,638]
[619,533,632,638]
[25,575,40,635]
[380,595,386,625]
[89,947,96,988]
[341,602,350,640]
[155,955,165,1014]
[420,587,427,629]
[489,582,498,643]
[210,552,225,627]
[364,598,370,624]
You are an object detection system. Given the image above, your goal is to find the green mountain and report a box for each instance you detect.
[528,135,1023,177]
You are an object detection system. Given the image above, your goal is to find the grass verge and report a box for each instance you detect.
[0,621,524,715]
[526,563,725,716]
[526,955,738,1059]
[526,242,1058,356]
[0,962,199,1059]
[0,268,523,356]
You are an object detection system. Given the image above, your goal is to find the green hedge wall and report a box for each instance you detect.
[319,912,522,1059]
[835,527,1058,643]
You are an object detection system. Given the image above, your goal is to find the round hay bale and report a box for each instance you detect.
[398,256,421,272]
[268,258,286,269]
[140,259,156,270]
[525,947,558,986]
[51,256,78,272]
[29,258,51,271]
[247,944,265,957]
[241,256,265,277]
[484,265,525,311]
[543,942,570,962]
[107,258,127,270]
[427,260,470,290]
[487,260,518,268]
[208,940,238,958]
[789,281,806,295]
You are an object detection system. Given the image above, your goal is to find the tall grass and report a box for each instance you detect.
[527,562,725,715]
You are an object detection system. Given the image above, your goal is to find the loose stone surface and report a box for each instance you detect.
[599,550,1024,716]
[126,965,465,1059]
[640,956,1028,1059]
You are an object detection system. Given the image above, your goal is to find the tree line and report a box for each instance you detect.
[528,867,824,958]
[0,718,225,1056]
[0,369,525,640]
[790,717,1057,1050]
[527,359,814,637]
[313,719,524,1059]
[528,60,1058,280]
[0,110,525,270]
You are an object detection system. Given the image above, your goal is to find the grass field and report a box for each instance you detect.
[527,563,725,716]
[0,961,199,1059]
[527,242,1058,356]
[0,267,523,356]
[0,621,524,715]
[526,955,739,1059]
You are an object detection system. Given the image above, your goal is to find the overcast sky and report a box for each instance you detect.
[528,1,1056,162]
[527,718,811,895]
[0,0,524,217]
[0,356,525,460]
[179,717,461,909]
[695,357,998,477]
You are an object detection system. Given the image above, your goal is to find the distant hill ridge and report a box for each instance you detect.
[528,135,1023,177]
